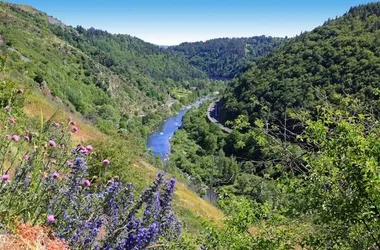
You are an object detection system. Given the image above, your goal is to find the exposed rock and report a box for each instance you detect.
[7,47,31,62]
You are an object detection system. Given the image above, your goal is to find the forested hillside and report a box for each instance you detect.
[168,36,285,79]
[222,3,380,133]
[0,2,222,137]
[169,3,380,249]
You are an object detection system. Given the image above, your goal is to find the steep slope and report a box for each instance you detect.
[222,3,380,131]
[0,3,150,118]
[168,36,286,79]
[23,88,224,234]
[0,2,218,136]
[49,25,213,105]
[0,2,224,237]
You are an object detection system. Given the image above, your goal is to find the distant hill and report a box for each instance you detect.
[168,36,286,80]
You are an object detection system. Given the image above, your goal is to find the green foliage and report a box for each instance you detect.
[169,36,286,79]
[223,2,380,137]
[170,104,240,190]
[285,104,380,249]
[0,2,224,142]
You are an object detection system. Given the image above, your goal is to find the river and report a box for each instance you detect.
[147,97,211,160]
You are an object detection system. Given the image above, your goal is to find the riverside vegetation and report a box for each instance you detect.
[0,1,379,249]
[169,3,380,249]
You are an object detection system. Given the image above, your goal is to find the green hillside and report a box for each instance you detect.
[168,3,380,249]
[168,36,286,79]
[222,3,380,132]
[0,2,221,137]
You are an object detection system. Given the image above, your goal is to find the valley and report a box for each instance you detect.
[0,1,379,249]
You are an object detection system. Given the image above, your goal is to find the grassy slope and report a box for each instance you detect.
[0,1,223,236]
[23,91,224,234]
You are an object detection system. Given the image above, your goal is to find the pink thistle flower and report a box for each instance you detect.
[83,179,91,187]
[47,215,55,223]
[24,155,29,161]
[9,118,15,124]
[67,161,73,167]
[4,106,11,111]
[17,88,24,94]
[12,135,19,142]
[70,120,76,125]
[103,159,110,165]
[54,122,60,128]
[80,148,88,155]
[52,172,60,179]
[72,126,78,133]
[2,174,10,181]
[24,135,30,142]
[4,134,11,140]
[85,145,93,151]
[49,140,57,147]
[107,179,114,185]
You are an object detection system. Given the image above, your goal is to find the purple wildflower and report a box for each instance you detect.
[52,172,60,179]
[49,140,57,147]
[47,215,55,223]
[9,118,15,124]
[12,135,19,142]
[83,179,91,187]
[2,174,10,181]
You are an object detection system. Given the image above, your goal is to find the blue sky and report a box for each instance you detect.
[8,0,373,45]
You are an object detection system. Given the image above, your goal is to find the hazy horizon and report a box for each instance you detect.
[8,0,373,45]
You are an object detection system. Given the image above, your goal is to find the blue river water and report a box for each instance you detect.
[147,98,210,160]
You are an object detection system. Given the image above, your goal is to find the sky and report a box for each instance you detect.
[8,0,373,45]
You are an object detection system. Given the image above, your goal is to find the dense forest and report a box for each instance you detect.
[170,3,380,249]
[168,36,286,79]
[222,3,380,135]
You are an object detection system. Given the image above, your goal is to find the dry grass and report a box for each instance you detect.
[23,91,224,227]
[23,92,104,144]
[0,223,68,250]
[138,160,224,226]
